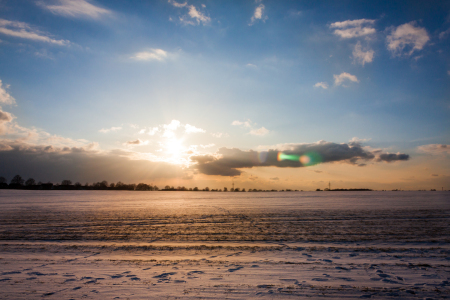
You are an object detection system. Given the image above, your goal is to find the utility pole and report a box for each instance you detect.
[329,181,331,191]
[232,180,235,191]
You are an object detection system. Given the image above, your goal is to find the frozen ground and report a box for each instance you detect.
[0,190,449,299]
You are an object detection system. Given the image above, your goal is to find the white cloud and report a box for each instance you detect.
[185,124,205,133]
[352,41,374,66]
[187,5,210,24]
[0,80,16,105]
[169,1,210,26]
[246,63,257,68]
[249,4,267,25]
[314,82,328,89]
[40,0,111,19]
[0,19,70,46]
[386,21,429,56]
[334,72,359,86]
[211,132,222,138]
[250,127,269,136]
[162,120,181,138]
[330,18,376,39]
[99,126,122,133]
[232,120,252,127]
[168,0,187,8]
[131,49,168,61]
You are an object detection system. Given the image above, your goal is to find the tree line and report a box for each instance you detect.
[0,175,285,192]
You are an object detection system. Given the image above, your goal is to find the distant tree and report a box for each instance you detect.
[234,187,240,192]
[242,188,246,192]
[189,188,193,191]
[100,181,108,189]
[74,182,82,188]
[204,187,210,191]
[223,187,227,192]
[109,183,115,188]
[193,187,199,191]
[164,185,170,190]
[61,180,72,186]
[10,175,24,186]
[0,177,6,184]
[25,178,36,186]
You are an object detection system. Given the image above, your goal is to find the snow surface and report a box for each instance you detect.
[0,191,449,299]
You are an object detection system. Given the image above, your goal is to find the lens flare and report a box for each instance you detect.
[299,152,322,166]
[277,151,323,166]
[258,151,268,163]
[277,152,300,162]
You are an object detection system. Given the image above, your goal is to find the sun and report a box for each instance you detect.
[164,138,186,164]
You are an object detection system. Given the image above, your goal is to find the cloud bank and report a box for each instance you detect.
[190,141,409,176]
[0,142,182,183]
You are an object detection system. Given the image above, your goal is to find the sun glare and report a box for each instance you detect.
[164,138,186,164]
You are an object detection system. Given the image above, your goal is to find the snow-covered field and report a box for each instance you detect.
[0,191,449,299]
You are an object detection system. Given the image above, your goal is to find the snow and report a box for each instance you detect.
[0,190,449,299]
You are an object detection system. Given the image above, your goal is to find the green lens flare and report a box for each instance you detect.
[278,151,323,166]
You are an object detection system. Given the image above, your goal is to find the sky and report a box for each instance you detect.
[0,0,449,190]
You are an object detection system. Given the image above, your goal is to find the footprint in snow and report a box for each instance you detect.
[187,271,204,275]
[228,266,243,272]
[153,272,177,278]
[111,274,123,279]
[1,271,21,275]
[129,277,140,281]
[311,278,328,281]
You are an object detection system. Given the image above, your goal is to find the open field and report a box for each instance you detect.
[0,191,449,299]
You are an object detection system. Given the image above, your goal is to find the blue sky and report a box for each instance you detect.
[0,0,449,189]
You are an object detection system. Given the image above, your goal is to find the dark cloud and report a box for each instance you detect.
[378,153,410,162]
[190,141,410,177]
[0,142,183,183]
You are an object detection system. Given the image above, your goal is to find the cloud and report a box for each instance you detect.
[330,19,376,39]
[0,80,16,105]
[124,139,148,147]
[187,5,210,24]
[269,177,279,181]
[190,140,409,176]
[232,120,252,127]
[0,109,13,123]
[249,3,267,25]
[211,132,223,138]
[185,124,205,133]
[168,1,210,26]
[439,28,450,39]
[333,72,359,86]
[314,82,328,89]
[168,0,187,8]
[249,127,269,136]
[0,141,182,183]
[0,19,70,46]
[417,144,450,155]
[131,49,168,61]
[386,21,430,56]
[99,126,122,133]
[233,119,270,136]
[39,0,111,19]
[377,153,410,162]
[353,41,374,66]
